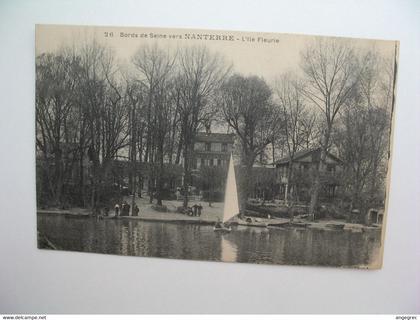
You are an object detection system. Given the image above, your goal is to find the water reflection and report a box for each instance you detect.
[37,215,382,267]
[221,236,238,262]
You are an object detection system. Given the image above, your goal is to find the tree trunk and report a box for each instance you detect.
[308,172,321,220]
[286,160,294,206]
[175,134,183,165]
[79,147,86,207]
[182,144,190,208]
[130,105,137,215]
[148,177,154,204]
[239,163,253,213]
[308,130,330,220]
[208,188,213,207]
[156,143,164,206]
[54,146,63,206]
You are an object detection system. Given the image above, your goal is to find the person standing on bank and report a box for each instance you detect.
[197,204,203,217]
[192,204,198,216]
[133,204,140,216]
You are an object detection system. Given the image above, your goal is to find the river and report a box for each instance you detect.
[37,214,382,268]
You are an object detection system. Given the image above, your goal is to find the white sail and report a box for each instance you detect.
[223,154,240,223]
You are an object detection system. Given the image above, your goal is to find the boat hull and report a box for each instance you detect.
[268,221,309,228]
[237,221,268,228]
[213,226,232,232]
[326,223,345,230]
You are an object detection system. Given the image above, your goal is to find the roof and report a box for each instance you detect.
[194,132,235,144]
[275,147,343,166]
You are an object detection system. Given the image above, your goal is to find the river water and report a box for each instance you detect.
[37,214,382,268]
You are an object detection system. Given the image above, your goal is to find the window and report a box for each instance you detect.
[212,143,221,152]
[217,159,222,166]
[194,142,205,151]
[196,157,201,169]
[222,143,228,152]
[201,158,205,167]
[205,143,211,151]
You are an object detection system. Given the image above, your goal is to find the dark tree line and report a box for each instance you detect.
[36,41,230,210]
[36,37,395,218]
[271,39,395,217]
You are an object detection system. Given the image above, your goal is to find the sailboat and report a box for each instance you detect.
[214,154,240,232]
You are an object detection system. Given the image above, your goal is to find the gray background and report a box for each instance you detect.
[0,0,419,314]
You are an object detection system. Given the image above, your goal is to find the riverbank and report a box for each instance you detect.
[38,197,381,232]
[37,198,268,224]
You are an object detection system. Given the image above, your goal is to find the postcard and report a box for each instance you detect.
[36,24,398,268]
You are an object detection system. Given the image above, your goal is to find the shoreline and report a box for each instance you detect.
[37,208,382,232]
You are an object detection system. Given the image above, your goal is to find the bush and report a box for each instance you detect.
[159,189,177,200]
[202,190,224,202]
[245,202,310,219]
[151,204,168,212]
[246,203,288,218]
[318,203,347,220]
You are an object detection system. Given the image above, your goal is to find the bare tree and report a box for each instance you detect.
[77,40,128,210]
[132,44,176,205]
[336,51,392,215]
[176,46,230,208]
[153,78,177,206]
[300,111,319,150]
[36,51,79,206]
[36,41,128,210]
[300,38,360,219]
[124,78,144,211]
[165,81,182,165]
[220,74,282,210]
[275,73,308,204]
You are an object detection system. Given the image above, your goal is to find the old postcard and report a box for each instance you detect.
[36,24,398,268]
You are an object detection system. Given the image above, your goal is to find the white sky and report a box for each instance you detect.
[36,24,396,83]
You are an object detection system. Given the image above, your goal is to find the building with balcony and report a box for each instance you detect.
[192,132,235,170]
[275,147,343,202]
[185,132,235,201]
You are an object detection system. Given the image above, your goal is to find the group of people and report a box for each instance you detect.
[114,201,140,217]
[181,203,203,217]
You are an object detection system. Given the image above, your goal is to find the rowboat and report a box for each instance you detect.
[213,225,232,232]
[326,223,345,230]
[237,217,268,228]
[277,221,310,229]
[99,215,118,220]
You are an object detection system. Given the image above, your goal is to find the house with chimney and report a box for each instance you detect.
[275,147,344,202]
